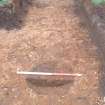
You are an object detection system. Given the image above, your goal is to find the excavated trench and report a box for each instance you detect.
[0,0,105,105]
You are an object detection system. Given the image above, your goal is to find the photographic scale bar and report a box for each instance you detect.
[17,71,82,77]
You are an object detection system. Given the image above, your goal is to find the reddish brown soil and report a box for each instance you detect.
[0,0,101,105]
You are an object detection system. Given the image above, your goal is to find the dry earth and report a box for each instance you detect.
[0,0,101,105]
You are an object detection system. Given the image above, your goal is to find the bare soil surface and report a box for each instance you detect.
[0,0,101,105]
[81,0,105,100]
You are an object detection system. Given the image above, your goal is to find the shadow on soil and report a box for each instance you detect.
[74,0,105,97]
[0,0,29,30]
[0,0,51,30]
[25,62,74,95]
[27,77,74,95]
[26,62,74,87]
[27,78,73,87]
[0,0,32,30]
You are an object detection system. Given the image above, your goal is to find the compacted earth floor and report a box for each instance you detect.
[0,0,101,105]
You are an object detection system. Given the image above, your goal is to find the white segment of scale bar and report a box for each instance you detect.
[17,71,82,77]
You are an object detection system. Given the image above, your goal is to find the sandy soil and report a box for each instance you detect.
[0,0,101,105]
